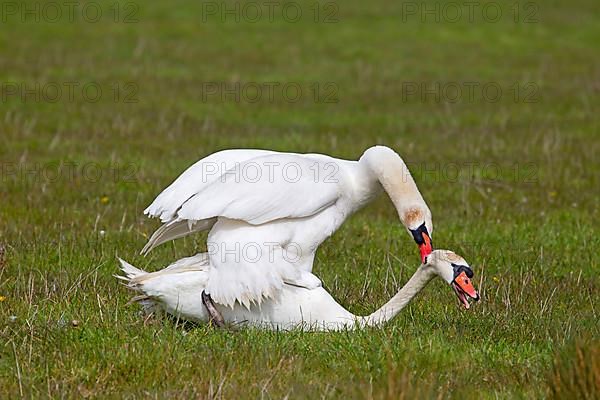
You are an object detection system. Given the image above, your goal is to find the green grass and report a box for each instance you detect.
[1,0,599,398]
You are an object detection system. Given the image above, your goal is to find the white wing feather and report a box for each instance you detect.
[142,150,344,252]
[144,149,274,223]
[176,153,342,225]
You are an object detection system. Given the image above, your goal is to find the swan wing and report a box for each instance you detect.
[141,149,274,254]
[144,149,275,223]
[142,151,344,253]
[175,153,342,225]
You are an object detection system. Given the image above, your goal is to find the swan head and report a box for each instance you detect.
[402,207,433,263]
[425,249,480,309]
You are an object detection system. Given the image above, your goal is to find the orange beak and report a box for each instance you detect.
[452,271,480,309]
[419,233,433,263]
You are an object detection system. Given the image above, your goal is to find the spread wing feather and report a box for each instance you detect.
[144,149,274,223]
[142,150,343,252]
[176,153,342,225]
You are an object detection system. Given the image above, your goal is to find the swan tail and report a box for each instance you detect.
[115,258,159,314]
[117,257,146,280]
[140,218,217,255]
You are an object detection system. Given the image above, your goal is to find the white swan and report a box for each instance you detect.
[141,146,434,311]
[117,250,479,331]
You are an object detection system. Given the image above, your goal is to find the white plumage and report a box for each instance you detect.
[141,146,434,309]
[117,250,477,331]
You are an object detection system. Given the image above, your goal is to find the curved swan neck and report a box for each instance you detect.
[359,265,435,327]
[359,146,427,219]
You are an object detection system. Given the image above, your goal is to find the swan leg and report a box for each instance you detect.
[201,290,225,328]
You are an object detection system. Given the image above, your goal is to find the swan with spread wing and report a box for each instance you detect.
[140,146,435,320]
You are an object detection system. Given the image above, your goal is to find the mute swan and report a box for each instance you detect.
[140,146,434,316]
[117,250,479,331]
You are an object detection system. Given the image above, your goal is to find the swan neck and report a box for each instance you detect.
[360,266,434,327]
[360,146,426,214]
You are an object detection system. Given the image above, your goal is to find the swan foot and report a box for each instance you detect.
[201,290,225,328]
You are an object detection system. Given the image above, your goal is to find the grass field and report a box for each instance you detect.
[1,0,599,398]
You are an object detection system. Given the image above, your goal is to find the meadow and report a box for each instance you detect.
[1,0,599,398]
